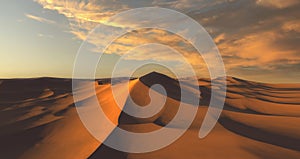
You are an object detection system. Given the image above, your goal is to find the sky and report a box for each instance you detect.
[0,0,299,83]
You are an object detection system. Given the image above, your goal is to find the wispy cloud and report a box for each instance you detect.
[256,0,300,9]
[25,14,56,24]
[34,0,300,79]
[37,33,54,38]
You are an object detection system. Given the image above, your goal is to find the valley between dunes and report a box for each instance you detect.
[1,72,300,159]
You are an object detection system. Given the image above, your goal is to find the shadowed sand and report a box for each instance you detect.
[0,72,300,159]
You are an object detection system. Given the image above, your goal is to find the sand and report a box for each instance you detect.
[0,73,299,159]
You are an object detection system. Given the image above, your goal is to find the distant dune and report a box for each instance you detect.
[0,73,300,159]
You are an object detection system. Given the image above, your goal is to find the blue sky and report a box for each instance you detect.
[0,0,79,77]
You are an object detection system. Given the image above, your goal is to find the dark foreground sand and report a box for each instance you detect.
[0,72,300,159]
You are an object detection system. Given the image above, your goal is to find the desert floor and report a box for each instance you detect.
[1,72,300,159]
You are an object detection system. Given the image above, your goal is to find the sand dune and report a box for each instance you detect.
[0,73,300,158]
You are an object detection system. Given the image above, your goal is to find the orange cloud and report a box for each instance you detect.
[256,0,299,9]
[34,0,300,80]
[282,20,300,33]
